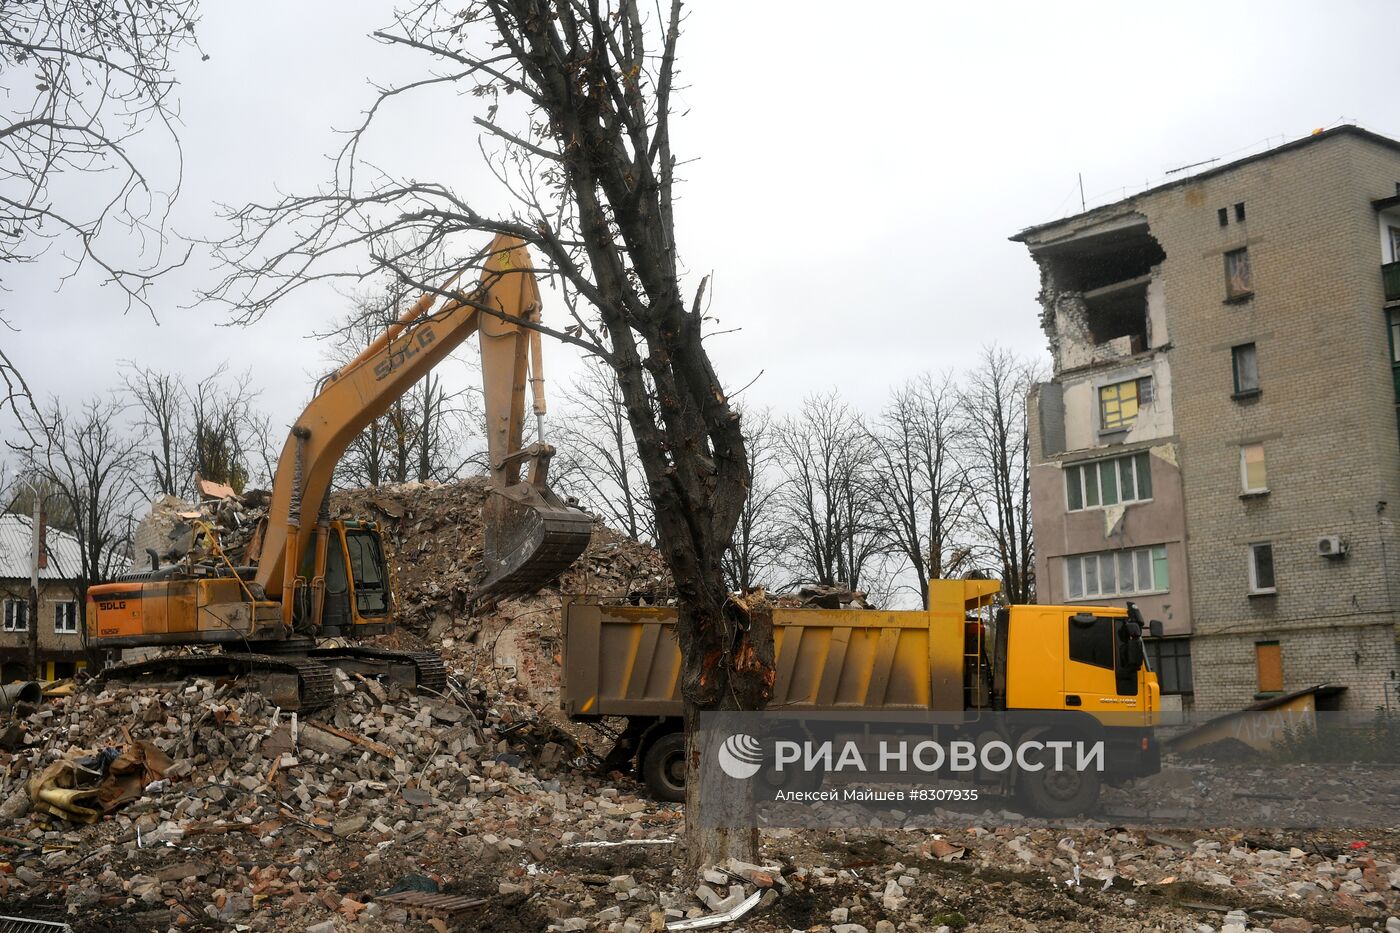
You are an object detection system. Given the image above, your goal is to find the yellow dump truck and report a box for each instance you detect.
[562,580,1161,814]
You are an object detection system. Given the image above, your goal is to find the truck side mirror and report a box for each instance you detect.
[1118,619,1144,671]
[1122,637,1144,671]
[1149,619,1163,638]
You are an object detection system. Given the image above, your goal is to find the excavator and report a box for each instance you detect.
[86,235,593,709]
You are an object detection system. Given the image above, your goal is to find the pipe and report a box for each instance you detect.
[0,681,42,710]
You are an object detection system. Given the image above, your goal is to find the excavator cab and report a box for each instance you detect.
[296,520,394,636]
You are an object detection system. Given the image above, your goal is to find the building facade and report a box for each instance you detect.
[1014,126,1400,711]
[0,513,89,681]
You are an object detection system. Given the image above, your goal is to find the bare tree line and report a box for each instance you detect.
[554,345,1040,608]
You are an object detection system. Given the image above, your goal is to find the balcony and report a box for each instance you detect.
[1385,261,1400,302]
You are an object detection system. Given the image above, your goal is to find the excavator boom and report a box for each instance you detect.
[255,235,591,609]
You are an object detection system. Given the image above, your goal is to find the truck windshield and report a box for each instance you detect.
[346,531,389,617]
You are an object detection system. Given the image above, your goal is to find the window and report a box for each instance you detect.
[1255,641,1283,693]
[1217,207,1229,227]
[1099,377,1152,432]
[3,599,27,632]
[1231,343,1259,395]
[1224,247,1253,299]
[1240,443,1268,494]
[1068,615,1115,670]
[1234,202,1246,222]
[1145,638,1193,694]
[1248,542,1276,594]
[54,601,77,634]
[1065,545,1169,600]
[346,531,389,616]
[1388,308,1400,402]
[1390,225,1400,263]
[1065,452,1153,511]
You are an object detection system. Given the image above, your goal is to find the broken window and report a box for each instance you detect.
[1035,220,1165,355]
[1098,377,1151,432]
[1232,343,1259,395]
[1225,247,1253,299]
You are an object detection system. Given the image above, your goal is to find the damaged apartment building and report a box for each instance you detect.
[1013,125,1400,712]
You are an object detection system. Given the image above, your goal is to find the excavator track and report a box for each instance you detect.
[307,646,447,694]
[101,652,337,711]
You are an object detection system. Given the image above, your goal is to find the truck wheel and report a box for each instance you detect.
[1017,748,1101,818]
[641,731,687,802]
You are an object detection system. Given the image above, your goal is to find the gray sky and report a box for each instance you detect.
[5,0,1399,434]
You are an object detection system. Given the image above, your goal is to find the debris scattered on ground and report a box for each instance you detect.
[11,477,1394,931]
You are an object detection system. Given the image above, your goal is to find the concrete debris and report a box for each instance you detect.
[3,477,1394,931]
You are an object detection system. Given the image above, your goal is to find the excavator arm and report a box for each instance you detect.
[254,234,591,623]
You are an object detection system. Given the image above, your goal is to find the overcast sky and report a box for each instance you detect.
[5,0,1400,439]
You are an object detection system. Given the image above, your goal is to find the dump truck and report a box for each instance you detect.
[87,236,592,709]
[562,580,1161,815]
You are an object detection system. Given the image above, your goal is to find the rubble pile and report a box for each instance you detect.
[327,477,671,631]
[0,675,1397,931]
[0,666,684,931]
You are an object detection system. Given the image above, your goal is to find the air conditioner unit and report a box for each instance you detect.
[1317,535,1349,558]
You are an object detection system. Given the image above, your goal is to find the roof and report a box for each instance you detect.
[0,513,85,582]
[1012,124,1400,243]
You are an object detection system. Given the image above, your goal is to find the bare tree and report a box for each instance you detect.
[207,1,765,865]
[552,356,653,541]
[28,397,142,667]
[323,284,479,489]
[123,365,187,497]
[960,347,1037,603]
[722,406,786,592]
[774,391,884,594]
[0,0,201,314]
[867,373,975,608]
[122,363,270,498]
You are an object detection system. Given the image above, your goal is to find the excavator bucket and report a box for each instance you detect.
[475,479,593,603]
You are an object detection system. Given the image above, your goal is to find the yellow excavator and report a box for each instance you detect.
[87,236,592,708]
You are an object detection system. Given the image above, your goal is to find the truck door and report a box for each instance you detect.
[1063,612,1139,712]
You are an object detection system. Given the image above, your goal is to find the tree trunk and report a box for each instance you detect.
[675,592,773,871]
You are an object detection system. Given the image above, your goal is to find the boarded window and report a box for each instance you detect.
[1099,377,1151,431]
[1069,615,1114,670]
[1255,641,1283,693]
[1225,248,1253,299]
